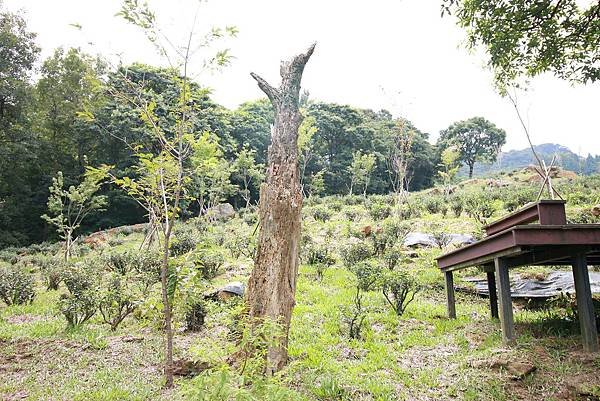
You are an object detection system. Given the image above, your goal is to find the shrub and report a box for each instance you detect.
[240,209,258,226]
[60,292,97,327]
[36,255,65,290]
[464,192,496,225]
[107,234,125,247]
[343,195,364,206]
[382,247,404,270]
[450,195,464,218]
[225,233,257,259]
[381,270,420,316]
[94,251,161,330]
[503,187,536,212]
[382,219,411,248]
[312,206,332,222]
[185,300,208,331]
[397,199,422,220]
[0,264,35,305]
[368,202,391,220]
[340,241,372,267]
[350,262,382,292]
[343,205,364,221]
[329,199,343,212]
[171,225,198,256]
[193,250,225,280]
[303,242,336,281]
[342,262,382,339]
[98,272,138,330]
[0,249,18,264]
[569,208,600,224]
[424,196,442,215]
[59,260,101,327]
[439,202,448,217]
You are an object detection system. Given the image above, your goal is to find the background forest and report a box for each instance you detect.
[2,4,599,249]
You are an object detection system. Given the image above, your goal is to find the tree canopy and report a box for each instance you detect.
[443,0,600,86]
[438,117,507,178]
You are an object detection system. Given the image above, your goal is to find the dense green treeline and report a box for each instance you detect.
[1,5,597,248]
[0,6,442,247]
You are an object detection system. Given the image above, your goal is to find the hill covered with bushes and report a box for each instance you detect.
[464,143,600,177]
[1,171,599,400]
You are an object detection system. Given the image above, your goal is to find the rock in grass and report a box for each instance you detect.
[207,203,236,221]
[205,281,245,302]
[172,359,210,377]
[403,232,475,248]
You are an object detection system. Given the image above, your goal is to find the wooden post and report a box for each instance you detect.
[571,253,599,353]
[495,258,515,345]
[486,271,499,319]
[445,271,456,319]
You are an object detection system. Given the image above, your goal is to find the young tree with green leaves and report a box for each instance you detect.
[232,146,264,208]
[42,168,108,261]
[103,0,236,388]
[349,151,377,196]
[438,145,460,195]
[297,114,317,189]
[307,170,325,198]
[387,119,414,201]
[189,131,234,215]
[438,117,506,178]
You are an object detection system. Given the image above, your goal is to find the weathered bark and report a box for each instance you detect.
[245,43,316,374]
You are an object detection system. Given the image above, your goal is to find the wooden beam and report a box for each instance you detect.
[571,253,599,353]
[440,246,523,272]
[495,258,515,345]
[487,271,499,319]
[445,271,456,319]
[505,246,590,268]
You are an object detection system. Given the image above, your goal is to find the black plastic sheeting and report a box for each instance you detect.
[462,271,600,299]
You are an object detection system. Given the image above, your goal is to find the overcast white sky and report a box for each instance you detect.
[5,0,600,154]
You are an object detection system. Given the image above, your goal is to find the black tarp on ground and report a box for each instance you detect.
[462,271,600,299]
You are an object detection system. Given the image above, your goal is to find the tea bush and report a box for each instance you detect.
[502,186,536,212]
[193,249,225,280]
[368,201,392,220]
[171,225,199,256]
[60,292,97,327]
[381,269,420,316]
[449,195,464,217]
[59,260,101,327]
[342,205,364,221]
[303,242,336,280]
[311,205,333,222]
[0,249,18,264]
[341,261,382,339]
[224,233,257,259]
[98,272,139,330]
[0,263,36,305]
[464,192,496,225]
[340,241,372,267]
[382,247,404,270]
[36,255,65,290]
[424,195,442,215]
[185,300,208,331]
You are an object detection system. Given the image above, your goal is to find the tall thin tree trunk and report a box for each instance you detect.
[161,234,174,387]
[245,43,316,374]
[468,163,474,178]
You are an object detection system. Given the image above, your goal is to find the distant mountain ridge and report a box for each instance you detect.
[463,143,600,177]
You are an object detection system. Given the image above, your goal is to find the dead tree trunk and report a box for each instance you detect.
[245,43,316,374]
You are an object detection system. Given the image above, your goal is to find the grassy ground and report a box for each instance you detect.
[1,176,600,400]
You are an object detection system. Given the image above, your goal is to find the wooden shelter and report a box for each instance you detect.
[437,200,599,352]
